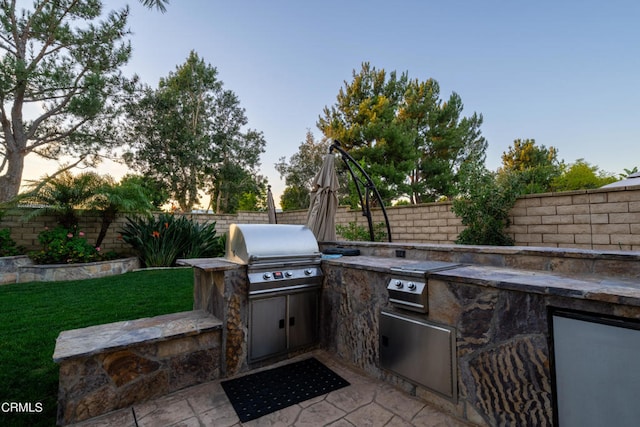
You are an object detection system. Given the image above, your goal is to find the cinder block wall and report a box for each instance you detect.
[3,186,640,253]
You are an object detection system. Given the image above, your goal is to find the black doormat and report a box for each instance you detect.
[221,357,350,423]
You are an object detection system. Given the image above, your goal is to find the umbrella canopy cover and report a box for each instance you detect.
[267,185,277,224]
[306,154,339,241]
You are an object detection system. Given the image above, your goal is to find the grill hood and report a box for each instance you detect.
[226,224,321,265]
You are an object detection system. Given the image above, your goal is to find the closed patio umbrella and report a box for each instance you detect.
[267,185,277,224]
[306,153,339,241]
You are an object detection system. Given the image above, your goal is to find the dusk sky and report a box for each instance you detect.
[23,0,640,207]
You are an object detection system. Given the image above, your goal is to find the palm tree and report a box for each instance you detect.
[19,171,103,229]
[139,0,169,12]
[18,172,154,248]
[88,177,154,248]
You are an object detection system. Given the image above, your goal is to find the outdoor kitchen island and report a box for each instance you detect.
[185,243,640,427]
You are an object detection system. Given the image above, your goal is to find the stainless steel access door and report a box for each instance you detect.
[250,295,287,361]
[380,310,457,401]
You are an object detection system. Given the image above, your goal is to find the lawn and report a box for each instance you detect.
[0,268,194,427]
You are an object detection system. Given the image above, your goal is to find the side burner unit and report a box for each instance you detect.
[387,261,461,313]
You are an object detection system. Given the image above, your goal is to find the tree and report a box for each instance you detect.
[0,0,134,203]
[120,174,169,209]
[498,139,561,194]
[318,63,486,205]
[551,158,617,191]
[18,171,153,247]
[139,0,169,12]
[318,63,415,205]
[19,171,103,229]
[620,166,638,178]
[86,176,154,248]
[124,51,266,212]
[275,130,329,210]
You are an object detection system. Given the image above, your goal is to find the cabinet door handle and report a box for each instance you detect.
[279,319,285,329]
[289,317,295,326]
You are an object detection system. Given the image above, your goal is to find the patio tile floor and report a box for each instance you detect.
[70,350,478,427]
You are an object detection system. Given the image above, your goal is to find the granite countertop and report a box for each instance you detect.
[323,255,640,307]
[176,257,242,272]
[53,310,222,362]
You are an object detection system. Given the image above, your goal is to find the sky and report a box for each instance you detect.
[22,0,640,208]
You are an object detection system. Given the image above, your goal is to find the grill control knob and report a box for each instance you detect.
[407,282,416,291]
[285,271,293,277]
[263,273,272,280]
[304,269,313,276]
[395,280,403,289]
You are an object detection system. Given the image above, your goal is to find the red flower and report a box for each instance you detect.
[152,231,160,238]
[164,222,169,229]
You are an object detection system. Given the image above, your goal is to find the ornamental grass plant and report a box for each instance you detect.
[120,213,225,267]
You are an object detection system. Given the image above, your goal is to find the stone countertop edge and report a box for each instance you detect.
[175,257,242,272]
[52,310,222,363]
[323,255,640,307]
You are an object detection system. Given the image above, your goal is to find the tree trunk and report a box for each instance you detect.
[0,148,25,203]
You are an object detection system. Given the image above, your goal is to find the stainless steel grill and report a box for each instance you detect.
[226,223,323,296]
[226,224,323,362]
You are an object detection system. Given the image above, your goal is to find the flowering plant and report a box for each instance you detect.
[120,213,224,267]
[29,226,116,264]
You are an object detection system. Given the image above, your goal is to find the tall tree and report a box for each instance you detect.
[498,139,561,194]
[0,0,134,203]
[275,130,329,210]
[400,78,487,202]
[125,51,266,212]
[318,63,486,205]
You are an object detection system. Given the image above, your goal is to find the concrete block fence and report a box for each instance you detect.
[2,185,639,253]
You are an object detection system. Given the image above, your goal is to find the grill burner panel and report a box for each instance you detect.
[248,266,322,296]
[388,261,461,313]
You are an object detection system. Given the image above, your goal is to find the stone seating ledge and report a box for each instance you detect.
[53,310,223,426]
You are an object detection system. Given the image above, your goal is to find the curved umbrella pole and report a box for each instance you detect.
[329,140,392,242]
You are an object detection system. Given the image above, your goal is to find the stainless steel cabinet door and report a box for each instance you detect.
[380,311,457,400]
[250,296,287,361]
[288,290,319,350]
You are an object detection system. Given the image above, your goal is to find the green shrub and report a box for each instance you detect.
[336,221,388,242]
[452,165,518,246]
[29,226,116,264]
[120,213,224,267]
[0,228,24,257]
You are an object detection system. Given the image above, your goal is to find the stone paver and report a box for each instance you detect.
[70,350,479,427]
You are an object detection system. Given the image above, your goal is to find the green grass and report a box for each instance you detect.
[0,268,194,427]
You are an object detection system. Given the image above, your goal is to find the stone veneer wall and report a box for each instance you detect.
[14,257,139,283]
[319,245,640,426]
[0,255,32,284]
[3,185,640,252]
[53,310,222,425]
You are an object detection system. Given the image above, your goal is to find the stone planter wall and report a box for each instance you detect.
[15,257,140,283]
[0,255,32,285]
